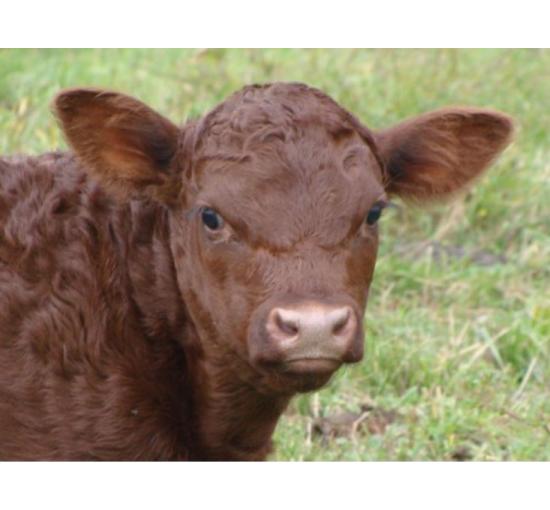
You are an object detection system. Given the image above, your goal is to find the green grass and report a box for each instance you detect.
[0,49,548,460]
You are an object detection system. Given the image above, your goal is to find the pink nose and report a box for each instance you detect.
[265,303,361,369]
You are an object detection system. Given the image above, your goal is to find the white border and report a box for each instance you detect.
[0,0,548,47]
[1,462,549,510]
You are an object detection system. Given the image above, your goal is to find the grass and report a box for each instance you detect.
[0,49,548,460]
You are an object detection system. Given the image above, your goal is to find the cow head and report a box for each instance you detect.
[54,83,513,394]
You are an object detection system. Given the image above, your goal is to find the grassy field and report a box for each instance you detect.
[0,49,548,460]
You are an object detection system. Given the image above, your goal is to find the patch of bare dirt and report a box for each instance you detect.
[312,403,401,443]
[450,446,473,461]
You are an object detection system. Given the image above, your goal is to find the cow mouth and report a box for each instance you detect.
[283,357,342,374]
[258,357,343,393]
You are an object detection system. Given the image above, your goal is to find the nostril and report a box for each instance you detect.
[332,308,351,336]
[332,313,349,335]
[274,310,299,337]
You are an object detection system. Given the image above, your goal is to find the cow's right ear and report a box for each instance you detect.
[54,88,182,202]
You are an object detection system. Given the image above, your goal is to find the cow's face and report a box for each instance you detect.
[54,83,514,394]
[169,85,389,393]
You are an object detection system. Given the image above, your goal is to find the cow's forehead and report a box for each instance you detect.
[193,133,384,249]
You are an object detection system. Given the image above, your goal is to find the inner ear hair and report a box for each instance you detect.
[54,88,182,202]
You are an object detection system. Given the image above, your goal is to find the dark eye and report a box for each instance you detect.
[366,203,385,225]
[201,207,224,231]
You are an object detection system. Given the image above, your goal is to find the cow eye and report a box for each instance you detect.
[366,203,385,225]
[201,207,224,231]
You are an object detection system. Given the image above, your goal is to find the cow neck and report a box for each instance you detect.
[185,340,292,460]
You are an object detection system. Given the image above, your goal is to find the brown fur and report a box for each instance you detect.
[0,83,513,460]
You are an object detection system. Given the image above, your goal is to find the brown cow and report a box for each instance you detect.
[0,83,513,460]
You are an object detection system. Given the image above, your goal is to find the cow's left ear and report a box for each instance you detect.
[54,88,182,202]
[375,108,515,201]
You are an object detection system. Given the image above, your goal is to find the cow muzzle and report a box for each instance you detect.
[248,300,364,379]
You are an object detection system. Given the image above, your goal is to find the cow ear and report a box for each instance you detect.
[54,88,182,202]
[375,108,514,201]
